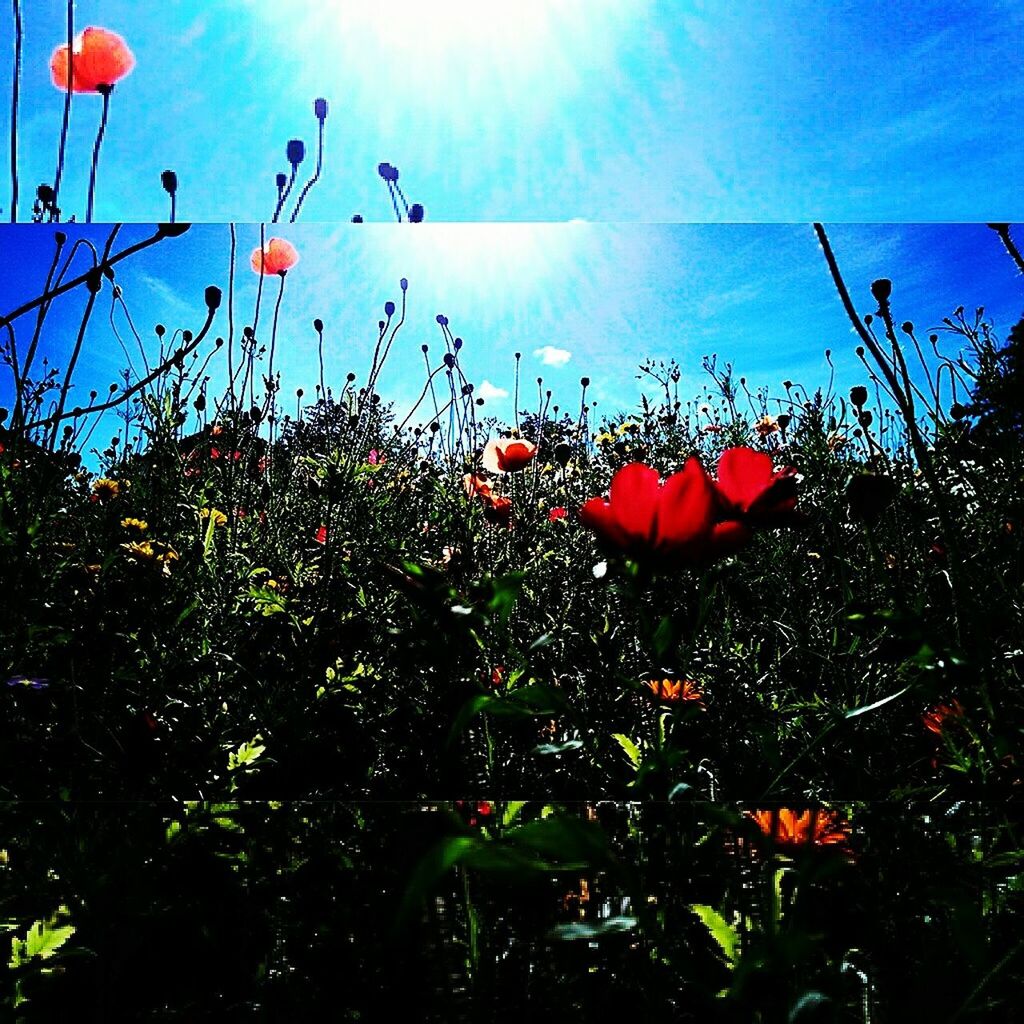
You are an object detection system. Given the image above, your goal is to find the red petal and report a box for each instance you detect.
[716,447,775,513]
[655,458,716,555]
[746,467,799,523]
[50,45,73,91]
[608,463,661,548]
[72,28,135,92]
[579,498,629,548]
[706,520,752,560]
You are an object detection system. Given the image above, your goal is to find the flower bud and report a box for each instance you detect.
[287,139,305,166]
[161,169,178,195]
[870,279,892,303]
[846,473,896,521]
[849,385,868,407]
[314,97,328,120]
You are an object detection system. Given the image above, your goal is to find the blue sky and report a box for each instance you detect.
[2,222,1022,447]
[3,0,1024,222]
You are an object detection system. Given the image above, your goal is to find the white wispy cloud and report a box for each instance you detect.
[534,345,572,367]
[135,272,194,319]
[477,380,509,401]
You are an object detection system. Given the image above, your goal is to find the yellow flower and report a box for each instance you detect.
[199,507,228,528]
[92,478,121,500]
[121,540,179,573]
[594,431,615,445]
[754,416,779,438]
[615,421,638,436]
[120,517,148,532]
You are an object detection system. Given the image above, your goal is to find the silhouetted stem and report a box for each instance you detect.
[29,299,218,431]
[48,272,103,449]
[52,1,73,215]
[988,223,1024,276]
[227,223,236,408]
[0,225,180,326]
[266,271,286,392]
[85,85,112,223]
[272,167,296,223]
[9,0,22,222]
[12,233,64,431]
[290,117,325,223]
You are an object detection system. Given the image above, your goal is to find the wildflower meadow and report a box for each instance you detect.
[3,3,1024,1021]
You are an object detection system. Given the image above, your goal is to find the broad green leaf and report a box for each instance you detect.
[612,733,642,768]
[690,904,738,965]
[9,907,76,969]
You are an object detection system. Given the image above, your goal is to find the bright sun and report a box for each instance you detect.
[268,0,635,118]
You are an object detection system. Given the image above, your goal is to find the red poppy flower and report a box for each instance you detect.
[714,447,799,528]
[50,27,135,93]
[549,506,568,522]
[579,460,718,564]
[482,438,537,474]
[747,808,851,852]
[250,238,299,276]
[315,525,327,544]
[482,495,513,528]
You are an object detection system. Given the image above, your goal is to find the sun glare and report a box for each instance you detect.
[269,1,636,117]
[369,222,590,301]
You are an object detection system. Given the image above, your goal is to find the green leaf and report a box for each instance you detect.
[9,907,76,969]
[844,685,910,719]
[228,734,266,771]
[484,572,525,627]
[612,733,642,768]
[690,904,738,965]
[502,801,529,827]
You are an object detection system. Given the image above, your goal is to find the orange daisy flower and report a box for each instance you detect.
[747,808,851,852]
[645,678,705,707]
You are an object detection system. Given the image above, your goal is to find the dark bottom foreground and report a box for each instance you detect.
[3,802,1022,1021]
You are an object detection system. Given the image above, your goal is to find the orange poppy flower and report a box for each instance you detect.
[50,28,135,93]
[747,808,851,851]
[645,678,705,706]
[922,698,965,736]
[250,238,300,276]
[482,438,538,474]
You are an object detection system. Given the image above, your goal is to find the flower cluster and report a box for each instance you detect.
[579,447,799,566]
